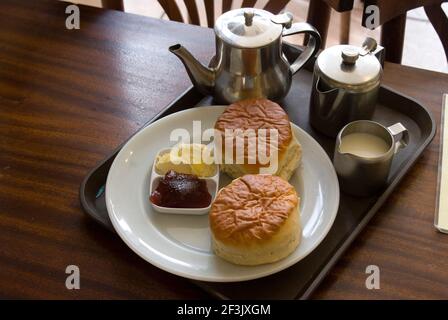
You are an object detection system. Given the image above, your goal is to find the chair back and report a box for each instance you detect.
[158,0,292,28]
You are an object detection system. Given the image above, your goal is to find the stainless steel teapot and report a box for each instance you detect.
[169,8,320,104]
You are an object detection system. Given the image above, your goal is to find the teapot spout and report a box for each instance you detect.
[169,44,215,95]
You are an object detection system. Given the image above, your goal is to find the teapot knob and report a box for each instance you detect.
[244,11,254,26]
[341,47,359,65]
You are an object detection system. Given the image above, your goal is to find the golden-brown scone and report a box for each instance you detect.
[210,174,301,265]
[214,99,301,180]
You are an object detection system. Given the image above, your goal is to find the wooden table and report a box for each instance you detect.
[1,0,447,299]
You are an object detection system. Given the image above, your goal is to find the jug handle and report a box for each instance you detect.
[282,22,321,75]
[387,123,410,153]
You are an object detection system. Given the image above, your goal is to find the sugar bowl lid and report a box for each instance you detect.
[316,38,382,89]
[215,8,287,48]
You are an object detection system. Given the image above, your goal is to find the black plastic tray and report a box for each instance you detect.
[80,45,436,299]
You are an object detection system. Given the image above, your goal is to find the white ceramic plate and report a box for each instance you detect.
[106,106,339,282]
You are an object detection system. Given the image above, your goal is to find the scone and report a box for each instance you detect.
[209,174,301,266]
[214,98,301,181]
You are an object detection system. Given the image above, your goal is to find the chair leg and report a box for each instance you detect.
[381,14,406,64]
[101,0,124,11]
[424,4,448,63]
[340,11,351,44]
[305,0,331,48]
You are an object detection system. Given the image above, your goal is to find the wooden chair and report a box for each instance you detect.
[101,0,293,27]
[362,0,448,63]
[101,0,124,11]
[101,0,355,48]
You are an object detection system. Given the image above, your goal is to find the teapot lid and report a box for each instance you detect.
[215,8,284,48]
[316,38,382,89]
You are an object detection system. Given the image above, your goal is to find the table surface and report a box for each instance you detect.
[1,0,448,299]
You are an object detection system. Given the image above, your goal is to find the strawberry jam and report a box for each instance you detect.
[150,170,212,208]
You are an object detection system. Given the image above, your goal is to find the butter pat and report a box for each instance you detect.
[155,144,216,177]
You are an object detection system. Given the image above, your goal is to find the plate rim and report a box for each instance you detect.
[106,105,340,282]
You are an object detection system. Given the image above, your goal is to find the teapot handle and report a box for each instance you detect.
[282,22,321,75]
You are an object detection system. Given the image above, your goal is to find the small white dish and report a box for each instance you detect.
[149,148,219,215]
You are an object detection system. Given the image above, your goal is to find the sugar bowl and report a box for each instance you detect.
[310,38,384,137]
